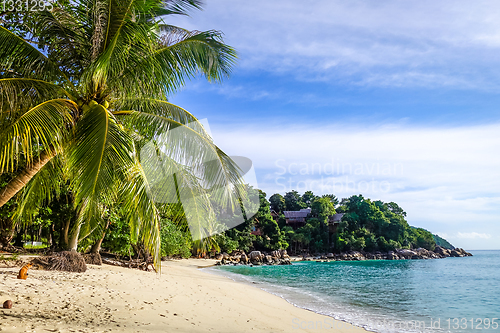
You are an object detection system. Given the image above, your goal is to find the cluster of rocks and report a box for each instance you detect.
[304,246,472,262]
[214,246,472,266]
[215,250,291,266]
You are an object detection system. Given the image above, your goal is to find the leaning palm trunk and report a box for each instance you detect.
[0,151,56,208]
[0,0,241,270]
[91,220,110,254]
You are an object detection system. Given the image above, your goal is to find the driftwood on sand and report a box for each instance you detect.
[101,257,156,272]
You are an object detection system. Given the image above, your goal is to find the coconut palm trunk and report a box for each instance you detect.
[0,151,56,208]
[67,225,81,252]
[91,220,110,254]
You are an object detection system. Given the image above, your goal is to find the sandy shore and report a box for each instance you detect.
[0,258,369,333]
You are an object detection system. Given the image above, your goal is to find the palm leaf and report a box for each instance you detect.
[113,99,201,137]
[67,103,133,243]
[115,110,244,206]
[83,20,155,95]
[68,103,132,210]
[103,0,135,50]
[0,78,70,118]
[0,26,71,84]
[0,99,77,173]
[163,0,203,15]
[33,7,91,79]
[115,29,237,98]
[120,156,161,269]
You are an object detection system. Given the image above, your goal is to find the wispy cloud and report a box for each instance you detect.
[169,0,500,89]
[456,232,492,239]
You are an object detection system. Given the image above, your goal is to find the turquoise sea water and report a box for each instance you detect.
[207,251,500,333]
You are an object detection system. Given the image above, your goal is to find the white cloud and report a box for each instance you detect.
[456,232,492,239]
[168,0,500,89]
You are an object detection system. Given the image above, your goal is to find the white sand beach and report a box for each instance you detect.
[0,258,369,333]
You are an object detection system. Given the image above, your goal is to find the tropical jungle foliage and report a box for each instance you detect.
[0,0,243,268]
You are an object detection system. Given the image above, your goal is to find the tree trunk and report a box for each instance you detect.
[59,218,71,250]
[90,220,110,254]
[49,224,55,248]
[0,150,56,208]
[14,225,23,247]
[0,218,15,247]
[67,224,81,251]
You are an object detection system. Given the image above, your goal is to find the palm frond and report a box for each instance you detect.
[131,111,249,246]
[120,156,161,269]
[0,78,70,118]
[67,103,138,244]
[0,99,77,173]
[133,0,202,21]
[103,0,135,50]
[0,26,71,84]
[138,139,217,253]
[115,110,244,206]
[68,103,132,209]
[33,7,91,80]
[83,19,155,95]
[113,99,201,136]
[76,199,107,242]
[163,0,203,15]
[115,29,236,98]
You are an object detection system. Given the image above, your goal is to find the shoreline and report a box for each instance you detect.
[203,264,376,332]
[0,257,370,333]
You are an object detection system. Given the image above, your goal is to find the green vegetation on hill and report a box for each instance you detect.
[433,234,455,250]
[217,191,451,255]
[333,196,436,252]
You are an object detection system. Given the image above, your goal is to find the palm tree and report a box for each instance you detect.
[0,0,242,268]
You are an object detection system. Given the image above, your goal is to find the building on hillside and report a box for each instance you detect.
[283,208,344,233]
[328,213,344,233]
[284,208,311,229]
[270,209,279,222]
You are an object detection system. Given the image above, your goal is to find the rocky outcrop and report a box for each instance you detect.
[304,246,471,263]
[240,253,249,264]
[215,250,291,266]
[249,251,263,263]
[449,248,473,257]
[214,246,471,266]
[434,246,451,257]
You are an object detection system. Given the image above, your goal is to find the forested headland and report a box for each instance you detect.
[0,181,454,259]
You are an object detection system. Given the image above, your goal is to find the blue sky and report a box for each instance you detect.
[168,0,500,250]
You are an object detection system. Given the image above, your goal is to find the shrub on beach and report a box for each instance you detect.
[160,220,192,259]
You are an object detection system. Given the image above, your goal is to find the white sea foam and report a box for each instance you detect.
[203,263,460,333]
